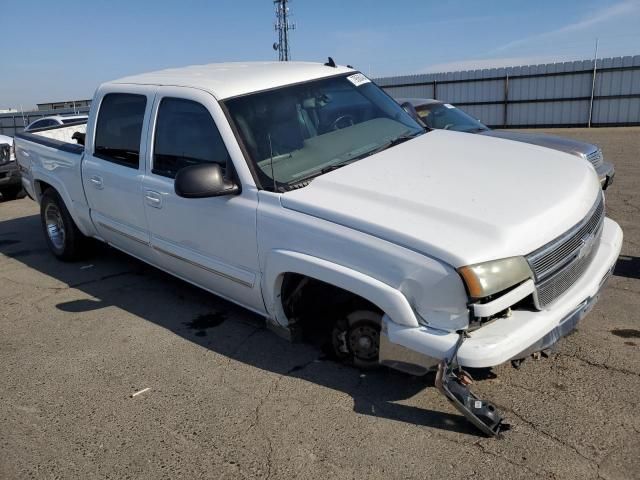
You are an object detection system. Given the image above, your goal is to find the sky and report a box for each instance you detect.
[2,0,640,109]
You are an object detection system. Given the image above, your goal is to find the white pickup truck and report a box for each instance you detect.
[15,61,622,436]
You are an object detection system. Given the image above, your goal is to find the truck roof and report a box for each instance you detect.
[108,61,355,100]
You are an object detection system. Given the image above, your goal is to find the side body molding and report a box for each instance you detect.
[262,249,420,329]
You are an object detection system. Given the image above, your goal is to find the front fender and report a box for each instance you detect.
[262,249,420,329]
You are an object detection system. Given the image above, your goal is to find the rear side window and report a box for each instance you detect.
[94,93,147,168]
[153,97,230,179]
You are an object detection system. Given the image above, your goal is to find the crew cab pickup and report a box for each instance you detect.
[15,62,622,435]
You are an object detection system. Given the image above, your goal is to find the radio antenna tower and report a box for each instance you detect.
[272,0,295,61]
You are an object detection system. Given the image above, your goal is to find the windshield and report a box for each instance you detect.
[224,73,424,190]
[416,103,488,133]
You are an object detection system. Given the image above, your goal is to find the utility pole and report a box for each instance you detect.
[272,0,295,61]
[588,38,599,128]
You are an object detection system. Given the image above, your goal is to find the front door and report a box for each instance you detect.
[142,87,263,313]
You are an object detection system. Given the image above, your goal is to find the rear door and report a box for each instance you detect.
[82,87,155,260]
[141,87,264,312]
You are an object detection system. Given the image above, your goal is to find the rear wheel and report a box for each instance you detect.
[331,310,382,369]
[40,188,88,261]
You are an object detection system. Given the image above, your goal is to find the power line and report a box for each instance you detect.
[272,0,295,61]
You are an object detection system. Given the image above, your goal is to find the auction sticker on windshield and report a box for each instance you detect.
[346,73,371,87]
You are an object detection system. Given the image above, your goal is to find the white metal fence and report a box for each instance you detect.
[375,55,640,128]
[3,55,639,135]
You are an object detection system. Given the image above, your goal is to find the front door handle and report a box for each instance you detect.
[90,175,103,189]
[145,190,163,208]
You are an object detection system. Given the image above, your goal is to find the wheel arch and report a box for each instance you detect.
[33,176,94,237]
[262,250,420,331]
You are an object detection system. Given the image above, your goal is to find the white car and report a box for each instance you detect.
[14,62,622,435]
[24,114,88,132]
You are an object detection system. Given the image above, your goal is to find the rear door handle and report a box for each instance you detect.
[90,175,103,189]
[145,190,163,208]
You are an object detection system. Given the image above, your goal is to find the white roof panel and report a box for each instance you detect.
[108,62,355,99]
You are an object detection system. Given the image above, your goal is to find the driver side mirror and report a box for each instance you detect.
[175,163,239,198]
[400,102,426,127]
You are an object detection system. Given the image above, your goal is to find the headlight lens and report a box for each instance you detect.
[458,256,532,299]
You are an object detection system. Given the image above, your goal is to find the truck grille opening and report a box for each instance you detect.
[586,148,604,168]
[526,194,605,308]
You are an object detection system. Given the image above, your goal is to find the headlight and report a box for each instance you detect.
[458,256,532,299]
[10,143,15,161]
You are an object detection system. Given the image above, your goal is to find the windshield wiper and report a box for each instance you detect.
[320,159,355,174]
[350,130,424,161]
[284,131,424,189]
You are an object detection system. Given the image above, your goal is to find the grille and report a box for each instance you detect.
[0,144,9,164]
[535,227,601,307]
[527,194,605,307]
[585,148,604,168]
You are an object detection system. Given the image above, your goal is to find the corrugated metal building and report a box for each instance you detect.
[37,99,92,111]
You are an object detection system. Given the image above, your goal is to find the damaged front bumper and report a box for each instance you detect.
[379,218,621,436]
[435,333,506,437]
[379,218,622,373]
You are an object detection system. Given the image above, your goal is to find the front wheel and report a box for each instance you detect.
[40,189,89,261]
[331,310,382,369]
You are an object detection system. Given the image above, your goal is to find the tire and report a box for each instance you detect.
[331,310,382,369]
[0,185,23,201]
[40,188,88,261]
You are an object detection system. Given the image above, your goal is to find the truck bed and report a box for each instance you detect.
[14,121,88,213]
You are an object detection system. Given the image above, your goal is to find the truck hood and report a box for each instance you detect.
[280,129,600,267]
[479,129,595,157]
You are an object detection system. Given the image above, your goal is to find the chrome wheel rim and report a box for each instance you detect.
[45,204,65,250]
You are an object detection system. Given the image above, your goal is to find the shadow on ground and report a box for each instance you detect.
[614,255,640,280]
[0,213,480,437]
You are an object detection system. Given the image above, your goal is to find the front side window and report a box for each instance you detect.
[94,93,147,168]
[416,103,488,133]
[153,98,230,179]
[224,73,424,190]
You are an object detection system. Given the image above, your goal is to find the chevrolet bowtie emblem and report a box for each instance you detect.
[577,232,596,260]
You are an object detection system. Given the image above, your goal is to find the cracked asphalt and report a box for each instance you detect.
[1,127,639,479]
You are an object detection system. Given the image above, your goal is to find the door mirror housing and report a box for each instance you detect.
[174,163,239,198]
